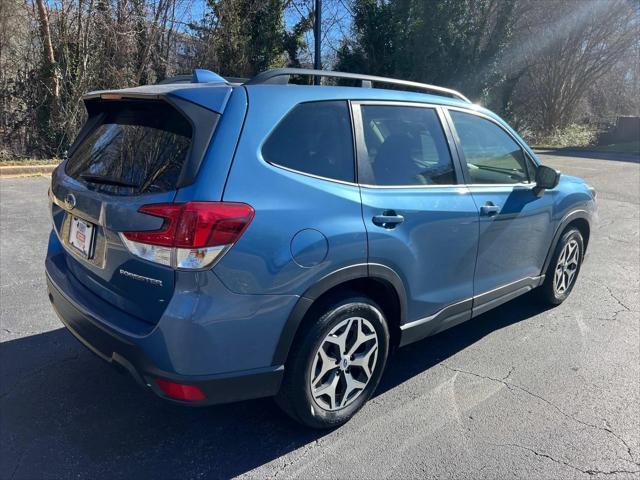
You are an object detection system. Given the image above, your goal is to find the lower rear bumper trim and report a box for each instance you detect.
[46,270,284,406]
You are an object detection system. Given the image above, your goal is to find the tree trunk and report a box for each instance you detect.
[34,0,60,105]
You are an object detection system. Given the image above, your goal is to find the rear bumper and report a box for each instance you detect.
[46,256,285,406]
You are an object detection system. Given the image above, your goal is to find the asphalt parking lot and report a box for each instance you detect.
[1,151,638,479]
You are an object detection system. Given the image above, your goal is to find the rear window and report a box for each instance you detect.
[262,101,355,182]
[358,105,456,186]
[66,100,192,195]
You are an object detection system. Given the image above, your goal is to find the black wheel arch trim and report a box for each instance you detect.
[271,263,407,366]
[541,209,591,275]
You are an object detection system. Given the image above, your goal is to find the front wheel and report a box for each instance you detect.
[538,228,584,305]
[276,296,389,429]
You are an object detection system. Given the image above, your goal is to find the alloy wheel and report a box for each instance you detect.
[553,238,580,295]
[310,317,379,411]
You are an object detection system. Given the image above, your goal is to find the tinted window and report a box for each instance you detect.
[359,105,455,186]
[450,111,530,184]
[66,100,192,195]
[262,101,355,182]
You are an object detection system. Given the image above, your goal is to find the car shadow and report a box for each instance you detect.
[377,294,553,396]
[0,294,551,479]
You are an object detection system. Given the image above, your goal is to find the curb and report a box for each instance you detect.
[0,164,58,177]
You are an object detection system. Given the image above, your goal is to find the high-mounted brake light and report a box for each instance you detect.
[100,93,124,100]
[121,202,254,269]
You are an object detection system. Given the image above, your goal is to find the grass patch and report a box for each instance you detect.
[0,158,60,166]
[0,172,51,178]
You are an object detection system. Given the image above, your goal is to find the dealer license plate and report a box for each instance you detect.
[69,216,94,258]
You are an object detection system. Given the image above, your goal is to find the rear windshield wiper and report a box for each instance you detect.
[80,174,139,189]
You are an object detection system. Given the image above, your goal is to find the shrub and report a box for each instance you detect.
[527,124,598,148]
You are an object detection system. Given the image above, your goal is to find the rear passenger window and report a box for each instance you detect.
[450,111,531,184]
[262,101,355,182]
[358,105,456,186]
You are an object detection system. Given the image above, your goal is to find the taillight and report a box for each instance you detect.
[121,202,254,270]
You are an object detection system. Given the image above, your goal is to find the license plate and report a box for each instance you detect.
[69,216,94,258]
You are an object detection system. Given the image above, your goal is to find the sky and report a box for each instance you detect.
[179,0,353,65]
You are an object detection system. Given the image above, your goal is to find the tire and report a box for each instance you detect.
[275,295,389,429]
[538,228,584,305]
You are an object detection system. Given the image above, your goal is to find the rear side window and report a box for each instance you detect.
[262,101,355,182]
[66,100,192,195]
[358,105,456,186]
[449,111,531,184]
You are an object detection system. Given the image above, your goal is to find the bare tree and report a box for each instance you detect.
[1,0,638,159]
[35,0,61,104]
[519,0,638,132]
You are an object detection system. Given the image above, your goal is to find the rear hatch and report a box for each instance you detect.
[50,89,226,325]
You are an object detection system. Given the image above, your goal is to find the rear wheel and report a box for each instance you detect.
[538,228,584,305]
[276,296,389,429]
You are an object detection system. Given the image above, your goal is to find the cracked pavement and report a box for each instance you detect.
[1,151,639,479]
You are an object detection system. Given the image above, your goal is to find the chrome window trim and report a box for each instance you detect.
[465,182,536,189]
[353,100,462,109]
[263,161,361,188]
[358,183,464,190]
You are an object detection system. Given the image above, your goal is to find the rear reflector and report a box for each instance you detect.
[156,379,206,402]
[121,202,254,270]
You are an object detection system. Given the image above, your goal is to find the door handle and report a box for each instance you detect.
[480,202,501,217]
[372,210,404,228]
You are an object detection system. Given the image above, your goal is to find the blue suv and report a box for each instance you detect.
[46,68,596,428]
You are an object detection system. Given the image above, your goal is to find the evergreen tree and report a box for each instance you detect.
[194,0,289,77]
[335,0,517,103]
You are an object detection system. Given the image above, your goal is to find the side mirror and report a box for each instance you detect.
[534,165,560,195]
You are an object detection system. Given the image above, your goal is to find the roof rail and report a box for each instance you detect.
[245,68,471,103]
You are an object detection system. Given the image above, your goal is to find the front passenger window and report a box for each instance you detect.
[450,111,531,184]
